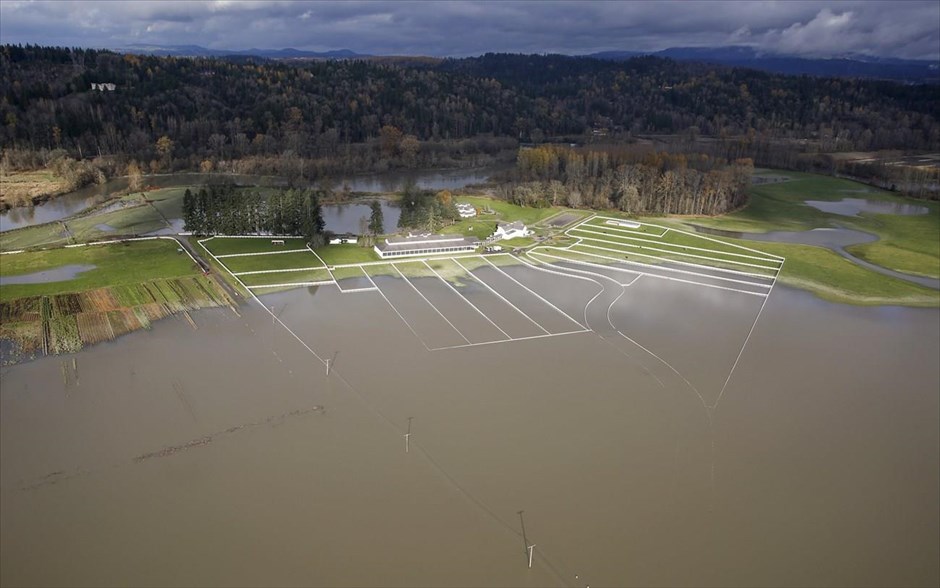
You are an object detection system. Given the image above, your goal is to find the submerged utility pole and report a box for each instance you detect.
[517,510,530,560]
[527,544,536,569]
[404,416,413,453]
[325,358,331,376]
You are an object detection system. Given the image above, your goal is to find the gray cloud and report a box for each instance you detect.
[1,1,937,60]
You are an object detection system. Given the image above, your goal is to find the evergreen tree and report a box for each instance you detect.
[182,188,196,233]
[368,200,384,236]
[303,190,326,247]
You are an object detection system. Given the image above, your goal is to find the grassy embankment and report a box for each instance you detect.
[0,240,235,362]
[662,170,939,306]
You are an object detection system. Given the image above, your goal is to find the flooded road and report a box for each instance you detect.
[1,272,937,587]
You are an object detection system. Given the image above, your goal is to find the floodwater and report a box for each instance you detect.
[0,264,96,286]
[804,197,929,217]
[0,168,500,233]
[1,266,937,587]
[336,167,501,193]
[320,200,401,235]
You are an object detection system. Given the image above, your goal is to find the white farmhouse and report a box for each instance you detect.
[456,203,477,218]
[490,221,531,241]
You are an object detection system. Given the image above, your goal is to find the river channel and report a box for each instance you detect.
[1,268,936,587]
[0,167,500,233]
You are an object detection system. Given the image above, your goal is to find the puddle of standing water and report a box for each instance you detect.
[804,197,928,217]
[0,264,97,285]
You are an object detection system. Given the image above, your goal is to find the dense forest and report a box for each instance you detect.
[501,146,753,214]
[182,184,326,244]
[2,45,938,180]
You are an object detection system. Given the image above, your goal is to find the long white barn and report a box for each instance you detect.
[374,233,480,259]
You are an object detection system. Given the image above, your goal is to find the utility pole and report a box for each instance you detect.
[517,510,529,559]
[325,358,331,376]
[527,544,536,569]
[404,416,413,453]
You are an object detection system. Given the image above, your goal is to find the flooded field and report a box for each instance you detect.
[0,264,96,286]
[1,262,938,587]
[804,197,929,217]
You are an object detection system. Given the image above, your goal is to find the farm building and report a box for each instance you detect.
[490,221,531,241]
[329,233,358,245]
[456,203,477,218]
[374,233,479,259]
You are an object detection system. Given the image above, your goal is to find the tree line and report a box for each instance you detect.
[499,146,753,215]
[397,182,462,232]
[183,185,326,245]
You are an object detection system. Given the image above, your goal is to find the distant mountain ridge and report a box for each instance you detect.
[117,44,368,59]
[112,43,938,82]
[588,46,939,83]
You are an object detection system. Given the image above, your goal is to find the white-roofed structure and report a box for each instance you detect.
[374,233,480,259]
[490,221,531,241]
[456,203,477,218]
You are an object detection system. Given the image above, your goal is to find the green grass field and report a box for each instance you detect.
[439,196,561,241]
[0,222,71,251]
[329,266,369,281]
[238,268,333,287]
[748,240,938,307]
[459,196,560,225]
[315,243,380,265]
[642,171,940,305]
[219,251,323,273]
[361,264,400,279]
[687,172,939,279]
[0,240,199,301]
[201,236,309,256]
[531,200,938,306]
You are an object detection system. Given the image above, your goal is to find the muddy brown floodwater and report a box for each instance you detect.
[1,266,937,587]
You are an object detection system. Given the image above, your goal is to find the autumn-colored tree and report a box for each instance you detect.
[126,160,143,191]
[156,136,173,167]
[400,134,420,167]
[200,159,214,173]
[379,125,402,157]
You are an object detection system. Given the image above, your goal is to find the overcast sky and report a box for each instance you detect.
[1,0,938,60]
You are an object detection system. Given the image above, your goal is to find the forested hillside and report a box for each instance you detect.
[2,45,937,178]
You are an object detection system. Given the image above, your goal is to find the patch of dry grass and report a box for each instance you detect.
[0,169,71,207]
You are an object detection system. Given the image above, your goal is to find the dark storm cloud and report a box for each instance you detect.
[1,1,937,60]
